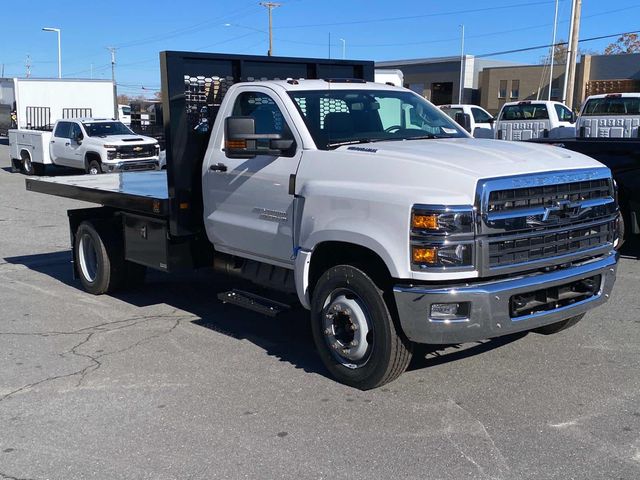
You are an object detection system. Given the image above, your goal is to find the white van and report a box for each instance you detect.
[577,93,640,138]
[495,100,576,141]
[440,104,495,138]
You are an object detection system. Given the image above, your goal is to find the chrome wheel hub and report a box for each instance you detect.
[321,291,372,368]
[78,234,98,282]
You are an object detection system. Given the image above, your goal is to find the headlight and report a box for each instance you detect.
[411,207,474,235]
[410,205,475,270]
[103,144,117,149]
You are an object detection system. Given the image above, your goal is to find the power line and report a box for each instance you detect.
[475,29,640,58]
[273,0,562,29]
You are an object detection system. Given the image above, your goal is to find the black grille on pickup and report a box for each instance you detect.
[488,179,612,213]
[488,220,615,267]
[116,144,156,159]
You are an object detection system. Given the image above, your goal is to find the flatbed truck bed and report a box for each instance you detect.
[25,171,169,217]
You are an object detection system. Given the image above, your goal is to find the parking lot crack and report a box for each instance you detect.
[0,472,36,480]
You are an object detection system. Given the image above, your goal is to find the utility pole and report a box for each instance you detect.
[108,47,118,119]
[564,0,582,109]
[340,38,346,59]
[458,25,465,104]
[548,0,559,101]
[260,2,281,56]
[25,55,32,78]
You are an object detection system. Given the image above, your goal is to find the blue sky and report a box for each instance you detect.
[2,0,638,97]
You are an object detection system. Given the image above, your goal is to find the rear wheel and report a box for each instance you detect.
[75,221,123,294]
[532,314,585,335]
[310,265,412,390]
[21,151,34,175]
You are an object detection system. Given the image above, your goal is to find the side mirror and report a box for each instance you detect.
[224,116,294,158]
[571,112,577,123]
[454,112,472,133]
[75,132,83,144]
[488,117,496,125]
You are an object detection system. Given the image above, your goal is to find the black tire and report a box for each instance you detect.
[310,265,413,390]
[20,151,34,175]
[74,221,125,294]
[532,313,585,335]
[87,159,103,175]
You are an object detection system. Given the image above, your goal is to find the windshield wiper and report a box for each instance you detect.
[326,139,378,148]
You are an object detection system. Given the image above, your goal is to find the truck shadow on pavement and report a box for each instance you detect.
[4,250,574,383]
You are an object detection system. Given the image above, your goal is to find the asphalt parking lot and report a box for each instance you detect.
[1,140,639,480]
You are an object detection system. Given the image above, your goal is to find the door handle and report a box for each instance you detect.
[209,163,227,172]
[50,140,55,144]
[64,142,70,146]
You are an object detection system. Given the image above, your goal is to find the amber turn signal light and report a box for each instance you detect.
[226,140,247,149]
[412,246,437,264]
[412,213,439,230]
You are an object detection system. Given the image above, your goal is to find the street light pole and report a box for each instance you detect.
[107,47,118,119]
[548,0,559,101]
[458,24,465,104]
[340,38,346,59]
[42,27,61,78]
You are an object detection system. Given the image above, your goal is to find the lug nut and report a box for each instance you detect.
[344,308,352,316]
[342,349,350,355]
[324,328,332,335]
[350,340,358,346]
[350,324,358,331]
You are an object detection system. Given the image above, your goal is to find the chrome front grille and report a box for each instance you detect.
[488,219,615,267]
[476,168,617,275]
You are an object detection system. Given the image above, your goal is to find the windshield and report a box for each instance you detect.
[288,89,466,149]
[500,104,549,121]
[582,97,640,116]
[82,121,133,137]
[121,106,131,115]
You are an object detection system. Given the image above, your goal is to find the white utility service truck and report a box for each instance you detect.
[25,52,619,389]
[440,104,495,138]
[10,118,160,175]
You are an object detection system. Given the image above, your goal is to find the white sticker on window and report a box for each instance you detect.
[442,127,458,134]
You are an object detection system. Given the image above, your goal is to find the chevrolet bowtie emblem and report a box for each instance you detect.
[133,146,143,152]
[541,199,583,222]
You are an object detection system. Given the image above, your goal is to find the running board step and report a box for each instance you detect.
[217,290,291,317]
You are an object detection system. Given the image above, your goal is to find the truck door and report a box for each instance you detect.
[49,121,73,166]
[203,88,302,266]
[471,107,494,139]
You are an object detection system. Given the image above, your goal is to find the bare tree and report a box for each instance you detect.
[539,40,598,64]
[604,33,640,55]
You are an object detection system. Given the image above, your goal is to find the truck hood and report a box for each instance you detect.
[336,138,603,178]
[97,135,157,145]
[314,137,609,206]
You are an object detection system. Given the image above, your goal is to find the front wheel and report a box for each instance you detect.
[310,265,412,390]
[87,159,102,175]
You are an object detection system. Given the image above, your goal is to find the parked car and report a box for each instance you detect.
[440,104,495,138]
[576,93,640,138]
[495,100,576,141]
[10,118,159,175]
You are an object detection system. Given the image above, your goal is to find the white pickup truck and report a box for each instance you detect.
[439,104,495,138]
[25,52,619,389]
[577,93,640,138]
[10,118,160,175]
[495,100,576,141]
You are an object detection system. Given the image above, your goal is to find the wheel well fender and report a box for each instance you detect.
[84,151,102,167]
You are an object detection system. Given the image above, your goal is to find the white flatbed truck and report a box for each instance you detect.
[25,51,619,389]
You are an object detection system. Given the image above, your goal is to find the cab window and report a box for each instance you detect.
[53,122,72,138]
[500,104,549,120]
[471,107,492,123]
[232,92,289,135]
[554,104,574,122]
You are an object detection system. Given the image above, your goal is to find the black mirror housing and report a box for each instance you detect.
[454,112,472,133]
[225,116,295,158]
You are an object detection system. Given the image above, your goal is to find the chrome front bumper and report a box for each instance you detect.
[393,252,617,344]
[104,158,159,172]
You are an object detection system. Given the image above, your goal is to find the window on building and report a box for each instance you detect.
[511,80,520,99]
[498,80,507,99]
